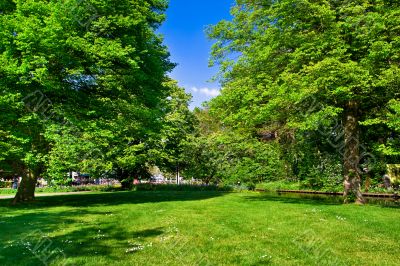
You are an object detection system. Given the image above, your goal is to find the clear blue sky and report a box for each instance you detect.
[159,0,233,109]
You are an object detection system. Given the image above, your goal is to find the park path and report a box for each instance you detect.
[0,191,93,199]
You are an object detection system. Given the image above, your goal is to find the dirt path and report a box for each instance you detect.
[0,191,94,199]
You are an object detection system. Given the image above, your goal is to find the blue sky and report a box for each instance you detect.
[159,0,233,109]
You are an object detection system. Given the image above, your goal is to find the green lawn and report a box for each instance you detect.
[0,191,399,266]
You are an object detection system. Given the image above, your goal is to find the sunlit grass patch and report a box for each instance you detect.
[0,191,399,265]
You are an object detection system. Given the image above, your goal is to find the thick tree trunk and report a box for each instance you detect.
[12,172,37,205]
[343,101,364,204]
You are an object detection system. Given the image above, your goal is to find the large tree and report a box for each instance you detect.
[209,0,400,203]
[155,80,194,183]
[0,0,173,203]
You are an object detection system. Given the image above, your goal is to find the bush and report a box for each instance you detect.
[0,181,12,188]
[256,181,301,191]
[37,185,121,193]
[133,183,233,192]
[0,185,121,195]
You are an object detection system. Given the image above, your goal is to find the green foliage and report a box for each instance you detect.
[155,81,195,175]
[133,183,233,192]
[0,184,120,195]
[375,100,400,156]
[217,136,285,185]
[0,180,12,189]
[182,108,286,186]
[206,0,400,189]
[209,0,400,134]
[256,181,302,192]
[0,0,179,197]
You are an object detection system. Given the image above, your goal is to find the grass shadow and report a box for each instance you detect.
[245,191,400,208]
[244,192,345,206]
[0,190,227,210]
[0,203,167,265]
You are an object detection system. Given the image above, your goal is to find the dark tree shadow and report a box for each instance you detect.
[0,207,165,265]
[0,190,227,209]
[243,192,344,206]
[244,192,400,208]
[0,191,227,265]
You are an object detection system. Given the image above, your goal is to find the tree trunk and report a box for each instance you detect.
[343,101,364,204]
[176,163,180,185]
[12,172,37,205]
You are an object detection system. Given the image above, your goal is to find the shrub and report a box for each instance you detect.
[0,181,12,188]
[133,183,233,192]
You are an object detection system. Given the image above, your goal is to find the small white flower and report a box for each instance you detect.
[260,254,272,260]
[336,215,346,221]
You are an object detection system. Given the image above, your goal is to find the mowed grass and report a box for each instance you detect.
[0,191,399,266]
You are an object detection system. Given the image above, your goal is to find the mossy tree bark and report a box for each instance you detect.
[343,101,364,204]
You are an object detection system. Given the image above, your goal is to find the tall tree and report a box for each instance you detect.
[0,0,173,203]
[156,80,194,183]
[209,0,400,203]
